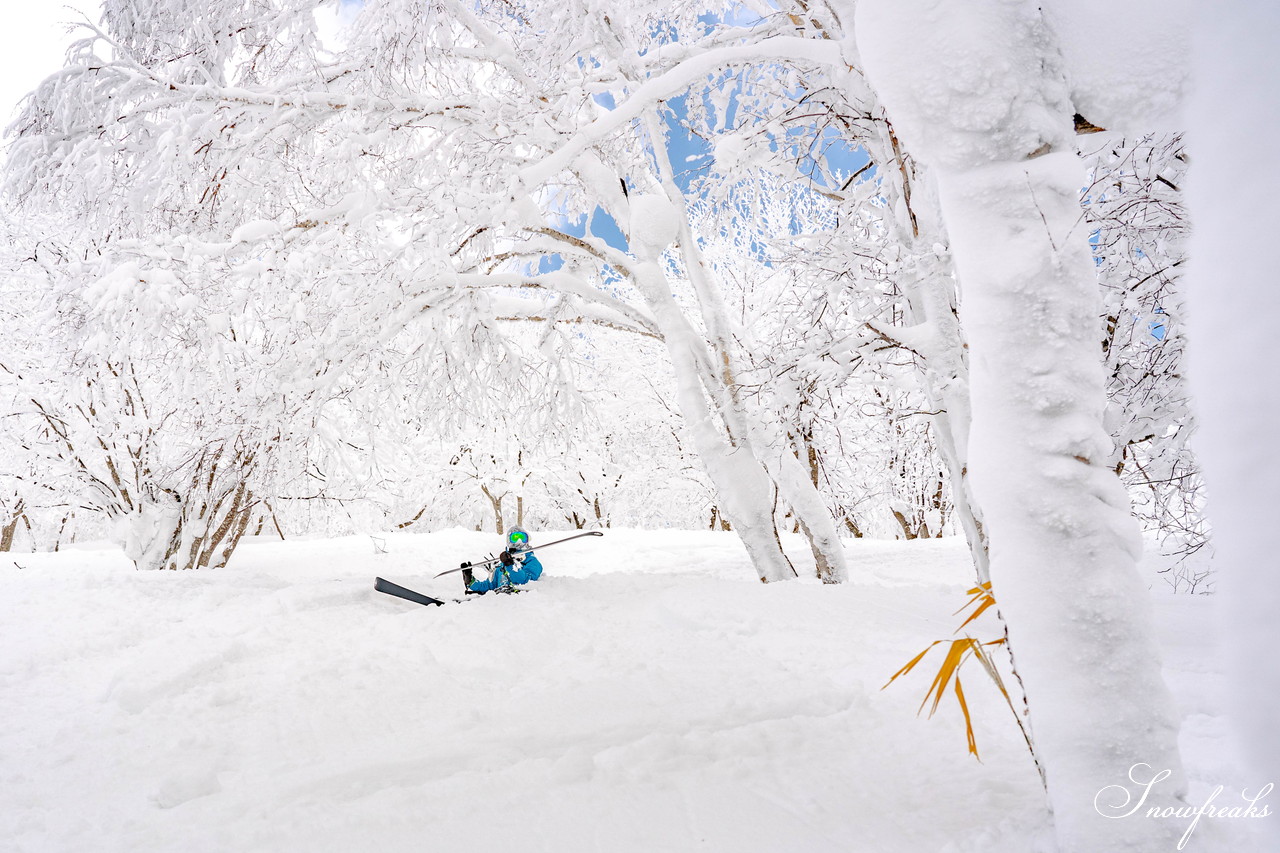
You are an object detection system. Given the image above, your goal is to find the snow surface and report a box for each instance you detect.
[0,530,1256,852]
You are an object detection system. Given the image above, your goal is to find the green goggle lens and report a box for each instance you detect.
[509,532,528,544]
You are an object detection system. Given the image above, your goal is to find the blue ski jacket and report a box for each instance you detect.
[467,551,543,593]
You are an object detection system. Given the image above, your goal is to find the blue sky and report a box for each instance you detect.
[538,81,870,272]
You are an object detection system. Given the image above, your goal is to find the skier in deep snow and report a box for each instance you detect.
[461,527,543,594]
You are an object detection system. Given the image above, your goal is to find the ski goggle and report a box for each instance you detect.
[508,531,529,545]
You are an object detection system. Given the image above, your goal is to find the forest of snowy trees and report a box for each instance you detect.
[2,2,1276,852]
[0,1,1204,577]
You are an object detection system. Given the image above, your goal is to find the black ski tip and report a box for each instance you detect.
[375,576,446,607]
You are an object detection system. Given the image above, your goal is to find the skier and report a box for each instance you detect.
[460,527,543,594]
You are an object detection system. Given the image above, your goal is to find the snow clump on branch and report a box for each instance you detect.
[627,193,681,257]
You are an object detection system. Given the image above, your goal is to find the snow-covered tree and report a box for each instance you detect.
[1186,6,1280,826]
[8,0,868,581]
[854,0,1189,849]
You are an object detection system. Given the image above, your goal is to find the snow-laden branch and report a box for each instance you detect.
[520,37,846,187]
[447,271,662,340]
[10,17,476,153]
[862,319,940,362]
[30,60,475,137]
[531,227,635,279]
[486,304,663,342]
[463,232,635,282]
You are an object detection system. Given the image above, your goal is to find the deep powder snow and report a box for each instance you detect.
[0,530,1254,852]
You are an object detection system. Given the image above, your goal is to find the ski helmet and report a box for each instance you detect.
[506,526,531,550]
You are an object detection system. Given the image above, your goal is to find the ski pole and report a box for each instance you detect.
[432,530,604,578]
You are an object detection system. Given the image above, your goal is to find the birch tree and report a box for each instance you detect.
[854,0,1187,849]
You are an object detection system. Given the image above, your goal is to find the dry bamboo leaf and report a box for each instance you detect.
[956,596,997,632]
[882,640,944,689]
[922,639,972,718]
[954,677,979,759]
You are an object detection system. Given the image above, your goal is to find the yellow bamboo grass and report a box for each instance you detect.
[882,583,1036,764]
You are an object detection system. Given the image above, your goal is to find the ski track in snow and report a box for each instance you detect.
[0,530,1244,852]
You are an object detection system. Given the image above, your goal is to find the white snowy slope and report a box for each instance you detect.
[0,531,1252,852]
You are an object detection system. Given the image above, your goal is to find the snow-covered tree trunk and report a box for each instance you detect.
[1187,3,1280,842]
[0,501,23,552]
[790,8,992,578]
[479,485,507,536]
[626,194,801,583]
[776,0,984,572]
[670,238,849,582]
[119,482,254,572]
[870,163,990,581]
[624,117,851,584]
[855,1,1187,849]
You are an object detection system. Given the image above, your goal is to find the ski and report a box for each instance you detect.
[375,577,524,608]
[375,576,445,607]
[432,530,604,578]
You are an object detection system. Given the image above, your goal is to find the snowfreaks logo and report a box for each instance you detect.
[1094,763,1273,850]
